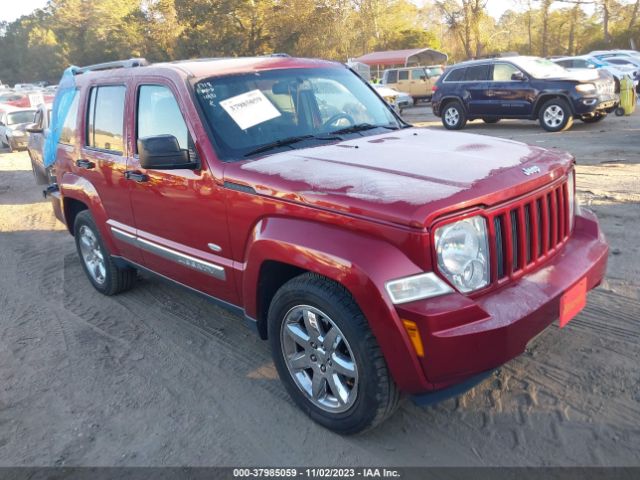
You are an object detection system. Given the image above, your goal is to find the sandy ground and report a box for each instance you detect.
[0,109,639,467]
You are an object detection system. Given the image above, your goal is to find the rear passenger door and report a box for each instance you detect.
[80,83,143,263]
[488,63,536,116]
[125,82,237,304]
[462,64,491,114]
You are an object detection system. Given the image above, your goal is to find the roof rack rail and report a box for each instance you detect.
[75,58,149,75]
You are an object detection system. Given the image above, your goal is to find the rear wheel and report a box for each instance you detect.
[539,98,573,132]
[74,211,136,296]
[441,101,467,130]
[268,273,400,434]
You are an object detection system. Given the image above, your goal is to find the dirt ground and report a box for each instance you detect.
[0,108,639,467]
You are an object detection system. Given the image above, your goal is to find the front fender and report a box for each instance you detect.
[242,217,433,393]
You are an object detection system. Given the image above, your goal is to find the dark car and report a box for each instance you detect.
[47,56,607,433]
[26,103,53,184]
[431,56,619,132]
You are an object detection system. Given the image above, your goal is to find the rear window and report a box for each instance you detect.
[464,65,490,81]
[445,68,466,82]
[385,70,398,83]
[86,85,126,153]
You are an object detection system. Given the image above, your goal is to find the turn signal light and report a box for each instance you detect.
[402,319,425,357]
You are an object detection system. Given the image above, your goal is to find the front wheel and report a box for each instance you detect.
[268,273,400,434]
[74,210,136,296]
[539,98,573,132]
[441,101,467,130]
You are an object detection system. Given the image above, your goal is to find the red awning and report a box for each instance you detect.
[353,48,448,67]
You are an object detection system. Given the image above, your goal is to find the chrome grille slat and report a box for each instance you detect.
[490,180,570,285]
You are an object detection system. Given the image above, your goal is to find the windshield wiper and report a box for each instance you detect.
[329,123,399,135]
[244,134,340,157]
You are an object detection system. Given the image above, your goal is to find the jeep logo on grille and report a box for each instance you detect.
[522,166,541,176]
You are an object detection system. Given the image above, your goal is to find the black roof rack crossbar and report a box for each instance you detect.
[75,58,149,75]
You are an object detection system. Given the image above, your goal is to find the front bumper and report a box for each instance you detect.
[397,208,608,392]
[574,94,619,114]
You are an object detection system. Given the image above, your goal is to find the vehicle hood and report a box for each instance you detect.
[224,128,573,228]
[545,69,601,82]
[8,123,29,133]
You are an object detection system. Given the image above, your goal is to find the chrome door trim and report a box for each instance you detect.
[110,227,226,280]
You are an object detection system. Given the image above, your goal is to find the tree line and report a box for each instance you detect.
[0,0,638,85]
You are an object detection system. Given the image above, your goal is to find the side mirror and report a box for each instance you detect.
[26,123,43,134]
[138,135,194,170]
[511,72,526,81]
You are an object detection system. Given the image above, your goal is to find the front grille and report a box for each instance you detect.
[596,79,615,95]
[489,180,570,283]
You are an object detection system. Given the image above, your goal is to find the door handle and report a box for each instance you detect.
[76,159,95,169]
[124,170,149,183]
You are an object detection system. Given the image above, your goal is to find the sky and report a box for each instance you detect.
[0,0,597,24]
[0,0,48,23]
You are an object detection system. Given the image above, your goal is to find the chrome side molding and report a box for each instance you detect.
[111,227,226,281]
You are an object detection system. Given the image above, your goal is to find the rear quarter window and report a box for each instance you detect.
[60,93,80,146]
[398,70,409,81]
[445,68,466,82]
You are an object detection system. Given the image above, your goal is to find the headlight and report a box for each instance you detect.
[576,83,596,93]
[567,169,575,231]
[385,272,453,304]
[435,216,490,293]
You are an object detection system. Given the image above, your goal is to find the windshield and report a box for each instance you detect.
[195,67,401,160]
[511,57,569,78]
[7,111,35,125]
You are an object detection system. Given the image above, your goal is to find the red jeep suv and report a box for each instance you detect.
[48,56,608,434]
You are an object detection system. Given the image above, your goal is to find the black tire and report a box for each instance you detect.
[268,273,400,434]
[29,152,49,185]
[73,210,136,296]
[615,107,625,117]
[482,117,500,124]
[538,98,573,132]
[441,100,467,130]
[581,113,606,124]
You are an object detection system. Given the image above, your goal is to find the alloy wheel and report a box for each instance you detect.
[78,225,106,285]
[280,305,358,413]
[543,105,565,128]
[444,107,460,127]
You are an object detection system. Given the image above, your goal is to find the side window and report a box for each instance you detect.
[59,93,80,146]
[411,69,425,80]
[137,85,189,152]
[464,65,490,81]
[573,59,586,68]
[386,70,398,83]
[445,68,466,82]
[493,63,521,82]
[86,85,126,153]
[398,70,409,81]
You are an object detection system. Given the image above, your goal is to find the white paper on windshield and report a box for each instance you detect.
[220,89,281,130]
[28,93,45,107]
